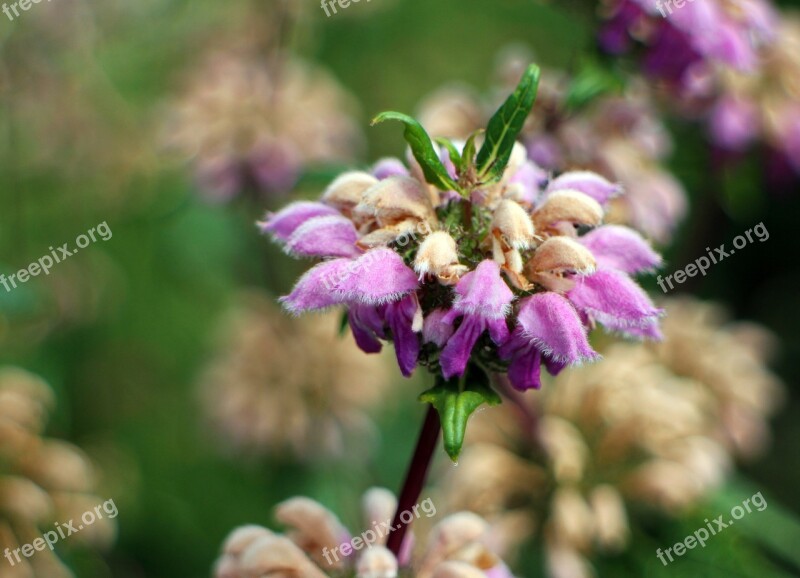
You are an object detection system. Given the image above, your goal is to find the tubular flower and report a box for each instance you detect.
[213,490,513,578]
[444,298,784,578]
[0,368,116,578]
[262,112,663,389]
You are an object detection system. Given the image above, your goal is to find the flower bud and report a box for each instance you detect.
[358,176,437,226]
[414,232,466,283]
[240,534,328,578]
[322,171,379,213]
[533,190,604,232]
[221,525,274,557]
[491,200,536,250]
[527,237,596,277]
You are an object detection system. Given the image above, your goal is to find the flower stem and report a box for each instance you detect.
[386,404,441,559]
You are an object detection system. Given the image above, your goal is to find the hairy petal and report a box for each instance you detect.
[568,269,663,330]
[279,259,352,314]
[385,295,421,377]
[338,249,420,305]
[517,293,599,364]
[451,260,514,319]
[260,202,340,242]
[285,215,361,258]
[546,171,622,204]
[579,225,662,274]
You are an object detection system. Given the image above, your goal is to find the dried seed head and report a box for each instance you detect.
[533,190,604,232]
[527,237,596,276]
[322,171,379,213]
[540,417,589,483]
[356,546,399,578]
[491,200,536,250]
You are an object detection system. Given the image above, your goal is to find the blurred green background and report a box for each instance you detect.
[1,0,800,576]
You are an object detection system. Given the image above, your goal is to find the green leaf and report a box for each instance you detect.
[371,111,459,191]
[419,365,501,461]
[475,64,540,183]
[461,129,483,172]
[563,62,624,113]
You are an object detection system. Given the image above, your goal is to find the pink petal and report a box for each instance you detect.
[452,260,514,319]
[337,249,419,306]
[507,348,543,391]
[285,215,361,258]
[568,269,663,330]
[546,171,622,204]
[279,259,352,314]
[260,202,340,241]
[579,225,662,274]
[517,293,599,364]
[440,317,484,379]
[423,309,454,347]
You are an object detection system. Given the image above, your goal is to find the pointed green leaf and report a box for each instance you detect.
[461,129,483,172]
[475,64,540,183]
[419,366,501,461]
[371,111,459,191]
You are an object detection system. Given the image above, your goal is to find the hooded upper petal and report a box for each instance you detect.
[568,269,663,330]
[337,248,420,305]
[450,260,514,319]
[279,259,353,314]
[579,225,662,274]
[285,215,361,258]
[546,171,622,205]
[260,202,340,242]
[516,293,599,364]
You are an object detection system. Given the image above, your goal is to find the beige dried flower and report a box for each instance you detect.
[165,49,363,202]
[198,291,393,460]
[0,368,116,578]
[213,490,514,578]
[444,298,784,578]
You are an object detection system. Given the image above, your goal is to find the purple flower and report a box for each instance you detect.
[440,261,514,379]
[578,225,662,274]
[499,293,599,391]
[260,202,340,242]
[568,269,663,337]
[285,215,361,258]
[372,157,410,180]
[546,171,622,205]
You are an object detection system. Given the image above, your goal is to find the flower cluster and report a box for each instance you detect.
[198,292,392,460]
[443,298,784,578]
[165,49,363,202]
[214,489,512,578]
[0,368,115,578]
[708,14,800,181]
[598,0,777,98]
[262,132,663,391]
